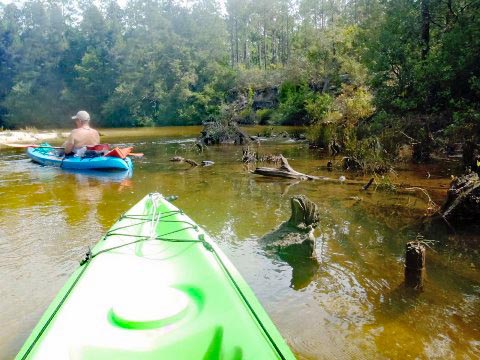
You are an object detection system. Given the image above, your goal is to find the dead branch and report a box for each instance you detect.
[252,155,321,180]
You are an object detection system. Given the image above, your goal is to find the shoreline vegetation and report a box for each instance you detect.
[0,0,478,175]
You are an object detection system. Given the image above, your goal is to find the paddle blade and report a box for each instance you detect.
[129,152,144,158]
[4,143,38,148]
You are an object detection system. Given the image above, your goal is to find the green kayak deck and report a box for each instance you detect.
[17,193,295,359]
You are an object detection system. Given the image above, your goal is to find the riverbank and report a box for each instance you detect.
[0,130,69,146]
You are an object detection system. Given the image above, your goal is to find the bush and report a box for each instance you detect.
[255,109,273,125]
[237,107,256,124]
[305,93,333,123]
[306,85,375,150]
[306,121,336,148]
[274,81,313,125]
[444,104,480,143]
[344,134,393,173]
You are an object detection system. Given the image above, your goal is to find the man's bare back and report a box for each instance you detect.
[64,111,100,154]
[67,127,100,148]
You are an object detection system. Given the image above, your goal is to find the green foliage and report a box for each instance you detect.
[335,85,375,127]
[344,135,393,173]
[255,109,273,125]
[0,0,478,149]
[306,85,374,149]
[0,0,231,128]
[306,121,336,148]
[444,105,480,143]
[273,81,313,125]
[305,93,333,122]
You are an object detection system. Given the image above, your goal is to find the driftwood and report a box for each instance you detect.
[170,156,199,167]
[252,155,320,180]
[242,146,283,165]
[252,155,448,212]
[440,172,480,223]
[362,177,375,191]
[252,155,377,190]
[242,147,257,163]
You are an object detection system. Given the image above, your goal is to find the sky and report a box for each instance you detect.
[0,0,128,7]
[0,0,227,8]
[0,0,227,15]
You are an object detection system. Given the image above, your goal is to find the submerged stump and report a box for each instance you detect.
[260,195,319,258]
[260,195,320,289]
[404,241,426,290]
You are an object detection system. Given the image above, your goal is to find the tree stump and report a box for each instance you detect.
[259,195,320,289]
[404,241,426,290]
[288,195,320,229]
[260,195,319,258]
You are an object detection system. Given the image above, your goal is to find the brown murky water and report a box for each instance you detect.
[1,126,479,359]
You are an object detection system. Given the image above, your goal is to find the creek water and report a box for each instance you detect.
[0,126,479,359]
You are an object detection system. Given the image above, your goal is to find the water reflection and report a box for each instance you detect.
[279,254,320,290]
[62,168,133,183]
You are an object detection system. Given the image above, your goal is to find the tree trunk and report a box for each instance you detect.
[230,18,235,67]
[235,18,239,64]
[285,9,289,63]
[421,0,430,59]
[243,38,247,64]
[263,19,267,70]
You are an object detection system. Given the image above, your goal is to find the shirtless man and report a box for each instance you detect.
[64,110,100,155]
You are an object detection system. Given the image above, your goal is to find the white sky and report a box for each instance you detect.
[0,0,128,8]
[0,0,226,9]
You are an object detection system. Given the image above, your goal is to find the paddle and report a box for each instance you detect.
[4,143,64,149]
[4,143,144,157]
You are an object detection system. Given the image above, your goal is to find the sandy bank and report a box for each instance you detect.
[0,131,70,146]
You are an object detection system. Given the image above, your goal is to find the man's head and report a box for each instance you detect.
[72,110,90,125]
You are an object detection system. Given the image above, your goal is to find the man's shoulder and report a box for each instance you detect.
[73,127,98,133]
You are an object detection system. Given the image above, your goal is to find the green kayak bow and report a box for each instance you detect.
[17,193,295,360]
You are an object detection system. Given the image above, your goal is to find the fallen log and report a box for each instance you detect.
[251,155,449,210]
[252,155,376,188]
[252,155,321,180]
[439,172,480,223]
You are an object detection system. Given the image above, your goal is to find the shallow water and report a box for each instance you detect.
[0,126,479,359]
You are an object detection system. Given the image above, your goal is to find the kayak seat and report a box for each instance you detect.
[87,144,110,151]
[83,150,105,158]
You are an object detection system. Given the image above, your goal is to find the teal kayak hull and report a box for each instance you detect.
[17,193,295,359]
[27,146,133,171]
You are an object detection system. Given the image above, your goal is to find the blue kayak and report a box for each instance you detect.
[27,146,133,171]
